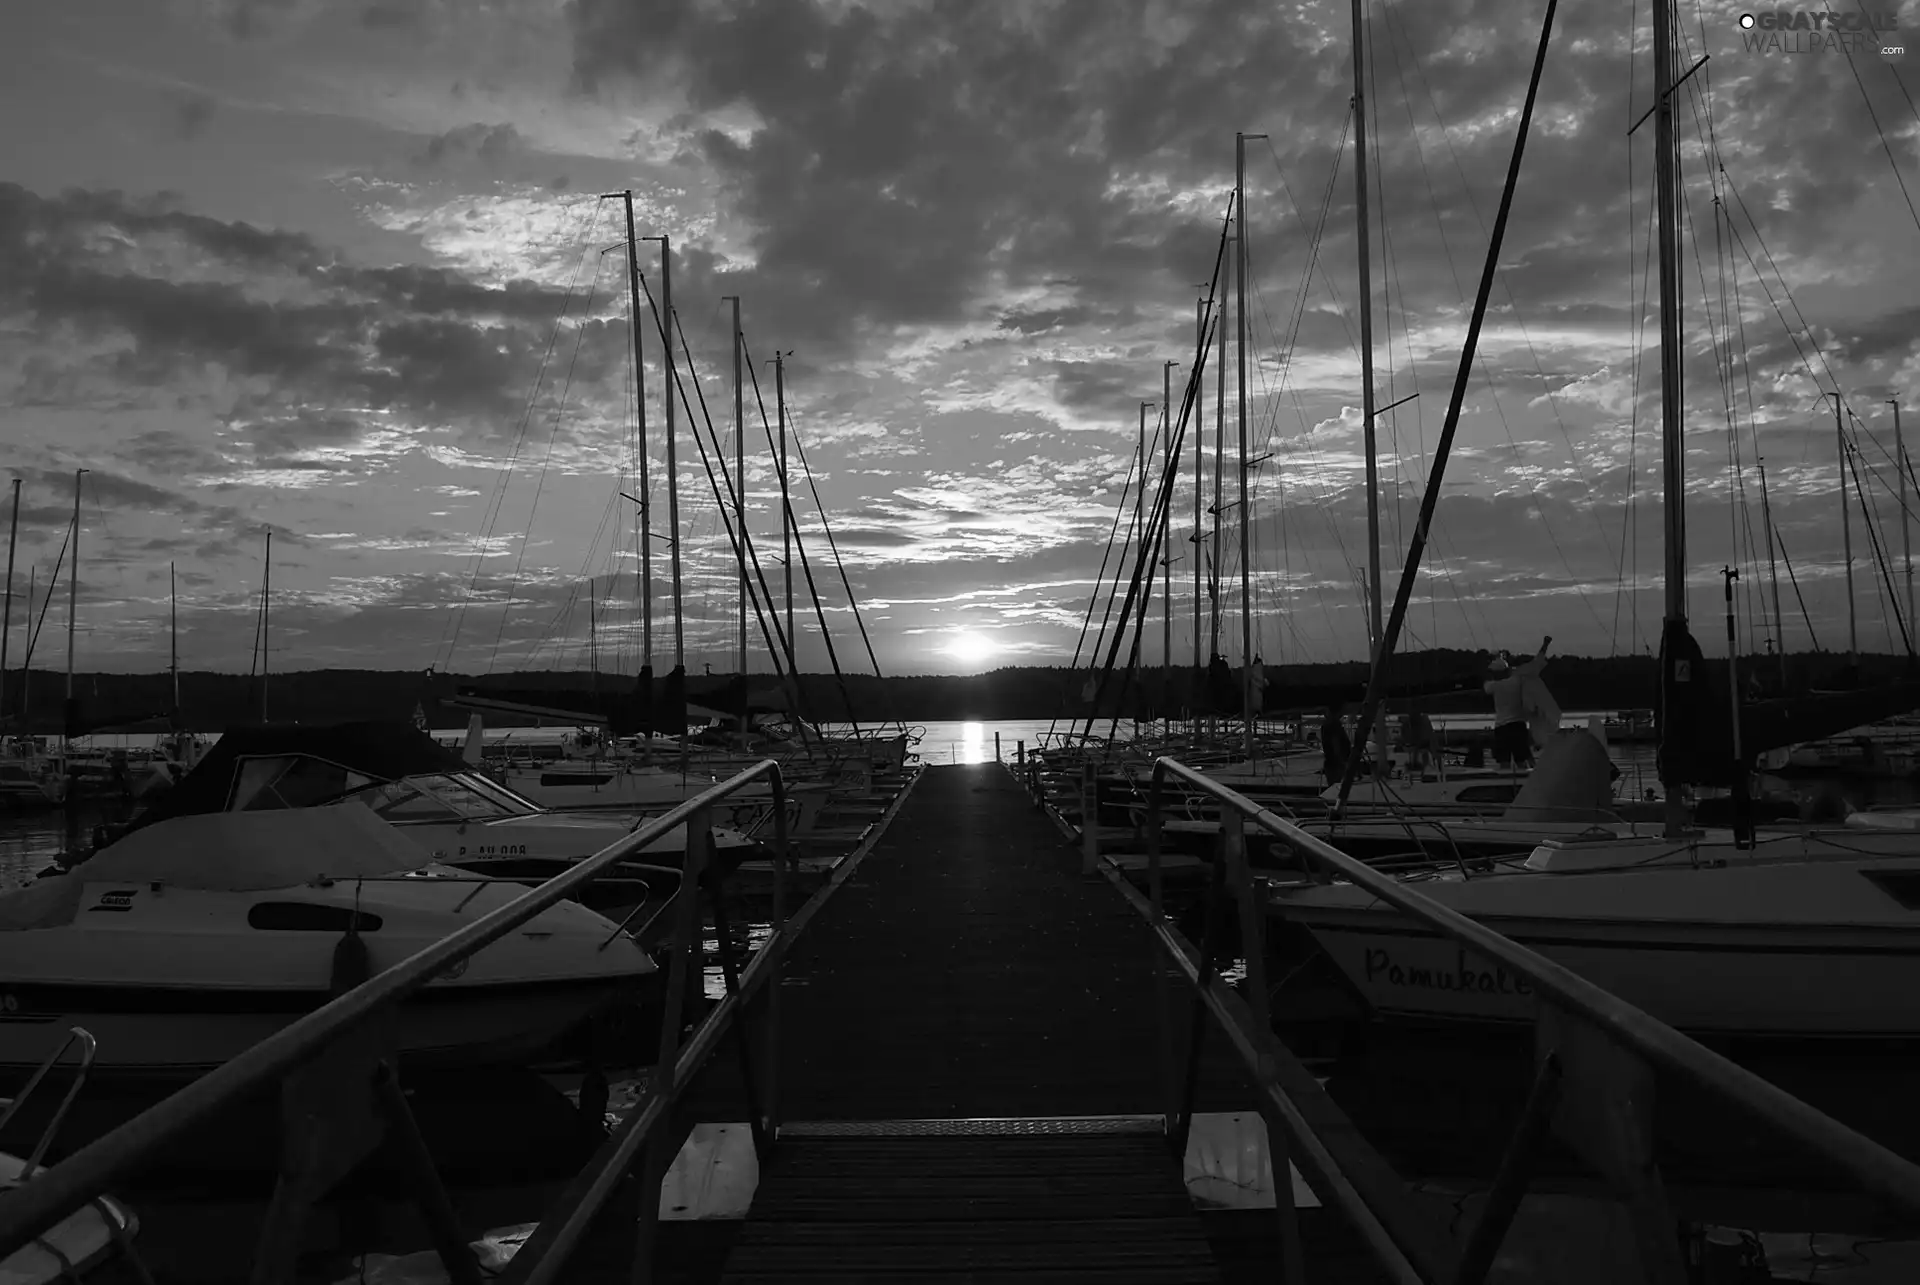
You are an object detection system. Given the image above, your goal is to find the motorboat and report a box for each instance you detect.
[0,807,655,1076]
[113,722,765,930]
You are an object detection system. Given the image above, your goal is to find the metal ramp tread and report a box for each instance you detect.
[719,1128,1221,1283]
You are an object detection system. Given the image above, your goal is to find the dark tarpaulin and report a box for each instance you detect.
[1659,620,1920,787]
[132,720,472,827]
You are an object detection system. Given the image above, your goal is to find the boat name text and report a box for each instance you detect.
[1364,946,1534,997]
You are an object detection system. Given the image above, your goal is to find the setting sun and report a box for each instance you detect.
[942,632,1000,668]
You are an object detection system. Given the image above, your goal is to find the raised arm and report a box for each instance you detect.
[1517,635,1552,678]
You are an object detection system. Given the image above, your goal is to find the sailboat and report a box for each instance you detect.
[1268,0,1920,1045]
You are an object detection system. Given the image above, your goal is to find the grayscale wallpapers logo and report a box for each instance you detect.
[1737,10,1905,58]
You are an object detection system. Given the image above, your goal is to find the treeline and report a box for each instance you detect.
[0,649,1906,732]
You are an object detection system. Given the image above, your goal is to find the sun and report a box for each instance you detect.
[942,632,1000,668]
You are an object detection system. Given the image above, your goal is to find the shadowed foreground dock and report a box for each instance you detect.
[684,762,1272,1280]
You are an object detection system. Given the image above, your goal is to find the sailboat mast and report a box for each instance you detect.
[1896,395,1912,637]
[777,352,794,674]
[170,562,179,716]
[1193,293,1206,674]
[619,193,652,671]
[1,477,18,722]
[64,469,84,746]
[261,528,271,722]
[1213,237,1228,660]
[1136,399,1154,720]
[1755,453,1787,687]
[1236,133,1264,760]
[658,238,684,672]
[1652,0,1688,834]
[1831,392,1857,668]
[728,295,746,709]
[1163,360,1176,723]
[1352,0,1382,654]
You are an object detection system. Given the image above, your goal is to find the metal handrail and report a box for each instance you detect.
[1144,755,1920,1221]
[0,759,793,1263]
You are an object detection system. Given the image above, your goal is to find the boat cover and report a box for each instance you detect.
[70,806,430,891]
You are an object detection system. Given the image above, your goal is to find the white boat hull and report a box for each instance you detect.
[1275,831,1920,1042]
[0,977,630,1076]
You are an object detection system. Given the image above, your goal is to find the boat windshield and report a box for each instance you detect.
[453,772,544,816]
[342,774,522,823]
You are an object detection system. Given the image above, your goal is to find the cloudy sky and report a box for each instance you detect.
[2,0,1917,679]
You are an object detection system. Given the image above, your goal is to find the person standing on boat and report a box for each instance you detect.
[1320,702,1352,784]
[1484,636,1551,770]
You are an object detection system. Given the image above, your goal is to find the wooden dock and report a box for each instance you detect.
[681,762,1282,1281]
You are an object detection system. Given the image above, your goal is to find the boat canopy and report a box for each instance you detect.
[77,807,431,890]
[0,807,433,931]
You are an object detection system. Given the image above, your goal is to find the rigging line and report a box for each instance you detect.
[744,347,894,690]
[636,277,804,722]
[1379,0,1623,581]
[1047,449,1140,738]
[486,259,606,673]
[439,201,601,672]
[1082,303,1223,738]
[1774,525,1823,653]
[1824,4,1920,237]
[700,332,859,725]
[1075,457,1149,736]
[736,342,873,727]
[22,523,69,673]
[1719,172,1892,439]
[523,487,625,669]
[1850,440,1913,654]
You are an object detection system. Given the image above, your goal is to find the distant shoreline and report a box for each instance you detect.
[0,650,1900,734]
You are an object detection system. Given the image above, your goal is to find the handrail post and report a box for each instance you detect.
[765,769,791,1142]
[631,804,713,1282]
[1223,809,1302,1281]
[1147,764,1179,1138]
[1080,761,1099,875]
[995,731,1001,762]
[1170,838,1226,1159]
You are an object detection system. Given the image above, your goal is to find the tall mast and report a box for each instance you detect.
[64,468,84,747]
[1895,397,1912,642]
[588,591,599,694]
[261,528,271,722]
[1831,392,1857,668]
[618,193,652,672]
[1352,0,1382,654]
[1163,359,1177,723]
[1135,399,1153,714]
[21,568,31,726]
[1755,452,1786,688]
[727,295,747,711]
[644,234,685,672]
[1193,291,1206,674]
[1237,133,1265,760]
[777,352,795,675]
[1212,238,1228,659]
[1652,0,1687,835]
[0,477,18,722]
[169,562,179,717]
